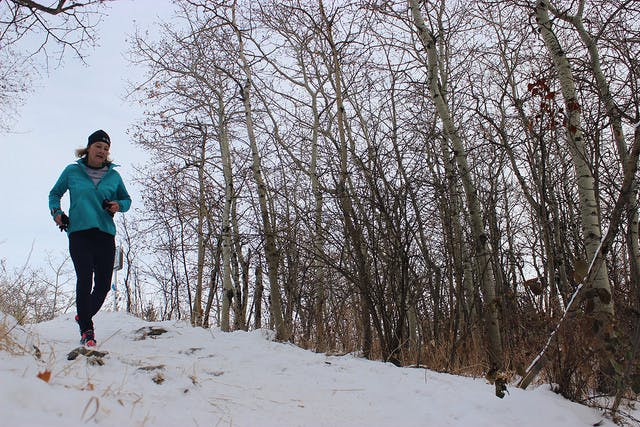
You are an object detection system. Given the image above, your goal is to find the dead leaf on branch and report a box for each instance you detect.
[572,259,588,283]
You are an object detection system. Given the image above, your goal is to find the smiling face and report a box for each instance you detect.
[86,141,110,167]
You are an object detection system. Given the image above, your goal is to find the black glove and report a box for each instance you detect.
[102,199,115,217]
[59,213,69,232]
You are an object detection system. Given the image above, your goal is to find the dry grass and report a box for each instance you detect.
[0,314,29,355]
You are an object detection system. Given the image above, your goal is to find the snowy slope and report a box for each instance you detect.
[0,311,620,426]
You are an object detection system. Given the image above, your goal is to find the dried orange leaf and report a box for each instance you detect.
[37,370,51,383]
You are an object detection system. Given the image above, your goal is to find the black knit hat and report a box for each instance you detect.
[87,129,111,147]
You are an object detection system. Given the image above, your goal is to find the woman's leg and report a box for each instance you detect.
[90,230,116,318]
[69,231,95,333]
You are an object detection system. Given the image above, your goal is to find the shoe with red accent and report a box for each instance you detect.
[81,329,96,347]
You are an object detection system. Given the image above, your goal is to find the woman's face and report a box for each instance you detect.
[87,142,110,167]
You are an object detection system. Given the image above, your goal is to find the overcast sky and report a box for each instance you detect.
[0,1,176,270]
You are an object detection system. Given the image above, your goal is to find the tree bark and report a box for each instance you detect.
[232,4,287,341]
[191,132,207,327]
[254,263,264,330]
[216,90,235,332]
[409,0,505,395]
[535,0,613,326]
[548,0,640,310]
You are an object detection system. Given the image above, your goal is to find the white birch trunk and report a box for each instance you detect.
[309,92,327,352]
[232,5,287,341]
[550,2,640,300]
[216,92,235,332]
[535,1,613,322]
[409,0,505,393]
[192,135,206,327]
[232,197,248,330]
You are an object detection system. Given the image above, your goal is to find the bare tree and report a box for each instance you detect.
[123,2,639,413]
[0,251,74,323]
[408,0,506,396]
[0,0,111,130]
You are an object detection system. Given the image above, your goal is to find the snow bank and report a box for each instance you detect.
[0,311,623,427]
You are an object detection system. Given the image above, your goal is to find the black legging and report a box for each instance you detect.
[69,228,116,333]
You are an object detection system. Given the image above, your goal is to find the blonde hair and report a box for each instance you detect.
[75,147,113,163]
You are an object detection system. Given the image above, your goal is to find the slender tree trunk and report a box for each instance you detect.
[203,240,221,328]
[535,1,613,326]
[254,263,264,329]
[319,0,375,358]
[439,137,476,324]
[232,5,286,340]
[232,198,249,331]
[192,134,207,327]
[552,2,640,301]
[409,0,505,395]
[215,91,235,332]
[310,92,327,352]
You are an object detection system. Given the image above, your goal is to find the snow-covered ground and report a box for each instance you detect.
[0,311,631,426]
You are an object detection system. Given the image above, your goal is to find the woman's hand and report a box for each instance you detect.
[104,201,120,214]
[54,213,69,231]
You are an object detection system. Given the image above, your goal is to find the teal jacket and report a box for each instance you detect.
[49,159,132,236]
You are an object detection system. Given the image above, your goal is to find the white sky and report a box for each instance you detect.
[2,310,630,426]
[0,1,176,270]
